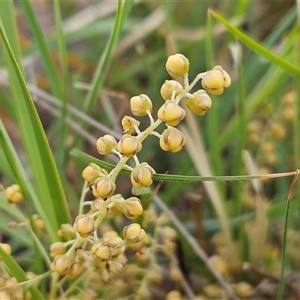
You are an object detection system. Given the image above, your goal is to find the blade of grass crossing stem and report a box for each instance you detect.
[0,13,70,232]
[53,1,69,170]
[0,245,45,300]
[210,10,300,79]
[83,0,134,112]
[277,170,299,300]
[20,0,61,98]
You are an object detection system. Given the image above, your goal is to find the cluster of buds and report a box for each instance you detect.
[50,54,231,281]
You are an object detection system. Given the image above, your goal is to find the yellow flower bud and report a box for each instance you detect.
[82,163,103,184]
[108,260,123,274]
[117,134,142,158]
[50,242,66,257]
[159,127,186,153]
[93,177,116,199]
[131,162,156,188]
[202,65,231,95]
[106,236,125,257]
[121,116,140,135]
[51,255,71,275]
[165,54,189,78]
[4,184,23,204]
[0,243,11,260]
[33,214,45,231]
[186,89,212,116]
[67,263,82,279]
[130,94,153,116]
[160,80,183,101]
[91,198,105,211]
[57,224,74,240]
[122,197,143,219]
[123,223,146,244]
[91,241,111,262]
[157,100,186,126]
[96,135,117,155]
[73,214,95,238]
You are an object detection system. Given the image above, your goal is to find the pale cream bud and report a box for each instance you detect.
[130,162,156,188]
[91,198,105,211]
[91,241,111,262]
[186,89,212,116]
[82,163,102,184]
[122,197,143,219]
[121,116,140,135]
[159,127,186,153]
[166,54,189,78]
[67,263,82,279]
[117,134,142,158]
[130,94,153,116]
[106,236,125,257]
[50,242,66,257]
[202,65,231,95]
[108,260,123,274]
[73,214,95,238]
[96,135,117,155]
[123,223,146,244]
[51,255,71,275]
[5,184,23,204]
[92,177,116,199]
[160,80,183,100]
[157,100,186,126]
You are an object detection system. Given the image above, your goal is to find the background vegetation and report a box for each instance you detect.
[0,1,299,299]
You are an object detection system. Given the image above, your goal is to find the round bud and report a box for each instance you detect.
[117,134,142,158]
[5,184,23,204]
[50,242,66,257]
[91,241,111,262]
[160,80,183,101]
[92,177,116,199]
[186,89,212,116]
[166,54,189,78]
[91,198,105,211]
[159,127,186,153]
[106,236,125,257]
[82,163,103,184]
[73,214,95,238]
[108,260,124,274]
[67,263,82,279]
[32,214,45,231]
[157,100,186,126]
[122,197,143,219]
[130,94,153,116]
[123,223,146,244]
[96,135,117,155]
[202,65,231,95]
[121,116,140,135]
[51,255,71,275]
[130,162,156,188]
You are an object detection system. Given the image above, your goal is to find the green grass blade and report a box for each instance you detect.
[20,0,61,98]
[0,12,70,232]
[53,1,69,170]
[0,245,45,300]
[83,0,134,112]
[210,10,300,79]
[277,172,299,300]
[0,120,56,240]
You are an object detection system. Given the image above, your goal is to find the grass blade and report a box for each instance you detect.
[83,0,134,112]
[0,245,45,300]
[210,10,300,79]
[0,8,70,233]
